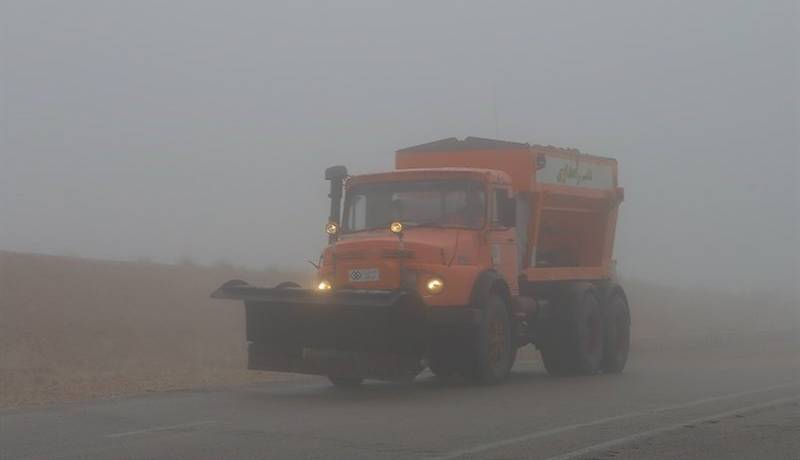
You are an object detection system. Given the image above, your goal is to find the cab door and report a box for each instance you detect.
[487,186,518,294]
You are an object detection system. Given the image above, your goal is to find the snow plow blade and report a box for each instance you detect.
[211,280,431,380]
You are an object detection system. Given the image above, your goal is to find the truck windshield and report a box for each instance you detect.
[343,180,486,232]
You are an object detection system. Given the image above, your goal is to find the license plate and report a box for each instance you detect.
[348,268,379,282]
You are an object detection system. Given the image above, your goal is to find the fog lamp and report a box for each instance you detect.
[317,279,333,291]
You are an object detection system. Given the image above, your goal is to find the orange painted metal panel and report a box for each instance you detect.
[523,266,610,282]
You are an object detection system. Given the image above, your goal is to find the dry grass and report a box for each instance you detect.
[1,251,796,408]
[0,251,308,408]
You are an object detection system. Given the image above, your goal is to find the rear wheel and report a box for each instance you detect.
[602,292,630,373]
[540,284,604,375]
[570,289,604,374]
[540,335,566,375]
[469,294,515,384]
[327,375,364,387]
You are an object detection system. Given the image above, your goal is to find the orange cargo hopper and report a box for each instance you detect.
[396,137,624,284]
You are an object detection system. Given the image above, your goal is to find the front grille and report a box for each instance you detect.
[334,251,368,260]
[382,249,415,259]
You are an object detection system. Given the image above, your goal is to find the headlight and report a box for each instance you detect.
[390,221,403,234]
[325,222,339,235]
[317,279,333,291]
[425,277,444,295]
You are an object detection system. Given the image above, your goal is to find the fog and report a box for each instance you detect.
[1,0,797,294]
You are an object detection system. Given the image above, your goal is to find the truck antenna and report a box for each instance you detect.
[492,83,499,138]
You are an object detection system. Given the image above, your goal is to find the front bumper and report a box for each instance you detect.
[211,282,481,379]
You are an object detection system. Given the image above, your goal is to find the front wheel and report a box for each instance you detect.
[469,294,515,384]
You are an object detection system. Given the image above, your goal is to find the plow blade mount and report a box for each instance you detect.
[211,280,431,380]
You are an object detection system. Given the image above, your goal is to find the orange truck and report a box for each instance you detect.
[213,137,630,386]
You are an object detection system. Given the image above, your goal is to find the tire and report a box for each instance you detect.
[539,334,566,376]
[540,284,604,375]
[538,311,568,375]
[601,291,630,373]
[327,375,364,387]
[569,288,604,374]
[468,294,515,384]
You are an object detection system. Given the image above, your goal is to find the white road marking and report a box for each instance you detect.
[106,420,218,438]
[544,394,800,460]
[433,380,800,459]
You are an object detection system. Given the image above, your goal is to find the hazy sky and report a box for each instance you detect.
[2,1,797,293]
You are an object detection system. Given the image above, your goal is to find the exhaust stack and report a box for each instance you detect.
[324,165,348,244]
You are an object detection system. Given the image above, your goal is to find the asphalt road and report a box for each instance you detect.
[2,332,798,460]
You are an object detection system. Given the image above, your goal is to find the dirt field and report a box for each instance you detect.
[1,251,796,408]
[0,251,310,408]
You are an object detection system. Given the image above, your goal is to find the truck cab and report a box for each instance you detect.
[319,168,518,309]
